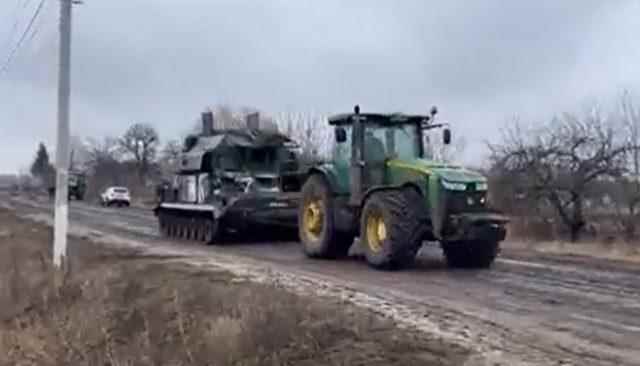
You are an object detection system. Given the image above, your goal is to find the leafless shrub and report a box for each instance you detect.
[489,107,630,242]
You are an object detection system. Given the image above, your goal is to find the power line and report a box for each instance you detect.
[0,0,47,76]
[25,0,50,47]
[0,0,31,59]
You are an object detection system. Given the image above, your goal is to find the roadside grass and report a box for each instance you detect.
[503,218,640,264]
[504,239,640,264]
[0,208,470,366]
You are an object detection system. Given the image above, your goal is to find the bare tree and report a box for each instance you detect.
[158,139,183,177]
[424,132,466,163]
[275,111,332,163]
[119,123,159,179]
[490,108,629,241]
[610,90,640,238]
[85,136,121,168]
[69,135,91,171]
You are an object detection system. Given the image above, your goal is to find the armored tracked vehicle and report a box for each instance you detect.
[298,105,509,270]
[154,111,304,244]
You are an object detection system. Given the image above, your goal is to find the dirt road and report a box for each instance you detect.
[5,195,640,366]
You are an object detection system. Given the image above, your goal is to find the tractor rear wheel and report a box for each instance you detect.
[441,240,499,269]
[360,188,426,270]
[298,174,351,259]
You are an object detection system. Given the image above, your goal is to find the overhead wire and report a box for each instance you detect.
[0,0,47,76]
[25,0,51,47]
[1,0,33,50]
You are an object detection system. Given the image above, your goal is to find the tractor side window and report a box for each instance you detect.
[332,125,352,162]
[393,125,421,160]
[363,127,387,162]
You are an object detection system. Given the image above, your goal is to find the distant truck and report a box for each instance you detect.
[47,170,87,201]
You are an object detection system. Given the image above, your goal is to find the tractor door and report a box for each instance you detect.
[362,126,388,189]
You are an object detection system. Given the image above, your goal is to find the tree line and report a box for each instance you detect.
[488,91,640,242]
[23,94,640,244]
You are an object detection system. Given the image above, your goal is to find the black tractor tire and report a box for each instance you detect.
[298,174,351,259]
[359,188,426,270]
[441,240,500,269]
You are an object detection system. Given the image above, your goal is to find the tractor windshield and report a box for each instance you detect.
[365,123,421,161]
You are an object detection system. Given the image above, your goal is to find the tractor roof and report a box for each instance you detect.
[328,113,429,126]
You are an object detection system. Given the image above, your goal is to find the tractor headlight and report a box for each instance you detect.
[441,180,467,191]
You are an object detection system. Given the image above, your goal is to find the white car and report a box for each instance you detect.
[100,186,131,207]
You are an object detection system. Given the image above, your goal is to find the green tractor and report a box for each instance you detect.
[298,105,508,270]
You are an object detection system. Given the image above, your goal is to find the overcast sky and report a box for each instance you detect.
[1,0,639,174]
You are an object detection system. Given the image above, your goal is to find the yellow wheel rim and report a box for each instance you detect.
[365,211,387,253]
[303,199,323,241]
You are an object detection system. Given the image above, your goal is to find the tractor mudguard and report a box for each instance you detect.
[361,183,425,209]
[306,165,343,194]
[304,165,357,233]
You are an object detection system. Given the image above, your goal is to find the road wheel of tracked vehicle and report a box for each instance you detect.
[189,219,198,240]
[177,218,186,239]
[360,189,426,270]
[185,220,193,240]
[441,240,499,269]
[186,220,194,240]
[166,218,176,238]
[204,218,220,245]
[193,220,203,242]
[298,174,351,259]
[200,221,209,242]
[159,215,170,237]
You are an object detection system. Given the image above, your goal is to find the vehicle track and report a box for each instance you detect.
[9,196,640,365]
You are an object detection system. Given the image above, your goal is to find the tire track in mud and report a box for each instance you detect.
[8,196,640,365]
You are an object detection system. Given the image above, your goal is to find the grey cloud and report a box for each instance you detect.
[1,0,638,173]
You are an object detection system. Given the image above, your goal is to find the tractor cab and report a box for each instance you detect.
[329,106,450,205]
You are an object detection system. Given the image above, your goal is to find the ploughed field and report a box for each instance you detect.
[5,194,640,366]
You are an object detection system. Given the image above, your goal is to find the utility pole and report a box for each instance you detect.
[53,0,75,268]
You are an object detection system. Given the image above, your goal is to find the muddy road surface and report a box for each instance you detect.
[6,195,640,366]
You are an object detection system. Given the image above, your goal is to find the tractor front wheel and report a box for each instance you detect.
[360,189,426,270]
[298,174,352,259]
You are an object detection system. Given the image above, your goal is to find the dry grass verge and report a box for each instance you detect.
[504,239,640,265]
[0,208,471,366]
